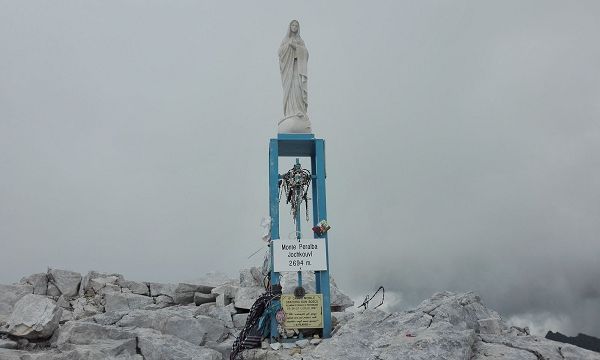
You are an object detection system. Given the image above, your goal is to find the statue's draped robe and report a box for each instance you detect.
[278,37,308,121]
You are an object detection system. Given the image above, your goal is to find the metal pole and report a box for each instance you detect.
[295,158,302,289]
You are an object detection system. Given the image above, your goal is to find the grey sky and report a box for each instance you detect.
[1,1,599,337]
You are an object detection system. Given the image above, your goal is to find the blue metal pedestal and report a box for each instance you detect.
[269,133,332,339]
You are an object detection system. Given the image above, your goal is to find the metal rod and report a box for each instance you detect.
[295,158,303,289]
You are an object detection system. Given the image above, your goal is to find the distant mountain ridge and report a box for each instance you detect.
[546,331,600,353]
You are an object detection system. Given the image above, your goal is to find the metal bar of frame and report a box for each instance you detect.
[268,135,331,340]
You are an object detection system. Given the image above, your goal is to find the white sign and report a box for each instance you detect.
[273,239,327,272]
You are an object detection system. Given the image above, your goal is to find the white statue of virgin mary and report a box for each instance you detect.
[278,20,312,133]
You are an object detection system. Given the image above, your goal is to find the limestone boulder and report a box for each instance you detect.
[194,292,217,305]
[0,338,18,349]
[211,284,238,308]
[239,268,263,287]
[54,321,137,345]
[233,286,264,310]
[53,321,141,360]
[478,317,503,335]
[90,311,129,326]
[194,303,234,329]
[89,276,121,295]
[47,283,61,297]
[174,283,214,304]
[71,296,104,319]
[0,284,33,323]
[330,277,354,311]
[416,291,503,332]
[232,313,248,329]
[205,337,234,360]
[134,327,222,360]
[20,273,48,295]
[117,306,226,345]
[0,348,51,359]
[148,282,177,299]
[7,294,62,339]
[47,269,81,298]
[117,279,149,296]
[79,271,124,296]
[104,292,154,312]
[55,339,139,359]
[479,334,600,360]
[59,309,73,323]
[310,308,477,360]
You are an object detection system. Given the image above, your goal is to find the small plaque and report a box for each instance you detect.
[280,294,323,329]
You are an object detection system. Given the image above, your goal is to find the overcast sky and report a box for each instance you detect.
[1,1,599,337]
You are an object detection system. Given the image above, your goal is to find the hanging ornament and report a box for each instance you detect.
[279,163,311,222]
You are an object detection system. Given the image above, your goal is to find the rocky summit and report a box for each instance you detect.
[0,269,598,360]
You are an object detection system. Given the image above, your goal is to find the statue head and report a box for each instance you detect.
[287,20,300,37]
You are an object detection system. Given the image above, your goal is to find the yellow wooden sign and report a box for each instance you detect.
[280,294,323,329]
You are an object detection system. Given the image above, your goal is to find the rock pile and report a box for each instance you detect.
[1,269,599,360]
[0,267,352,359]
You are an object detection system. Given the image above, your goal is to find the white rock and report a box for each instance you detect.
[79,271,125,296]
[20,273,48,295]
[46,283,61,297]
[270,342,281,350]
[104,293,154,312]
[71,296,104,319]
[216,294,231,307]
[89,276,119,292]
[478,317,502,335]
[56,295,70,309]
[472,340,538,359]
[47,269,81,298]
[117,279,149,296]
[154,294,175,308]
[91,311,129,326]
[480,334,600,360]
[53,321,141,359]
[295,339,309,348]
[0,284,33,323]
[134,327,222,360]
[233,286,264,310]
[117,307,226,345]
[206,337,234,359]
[194,292,217,305]
[175,283,214,304]
[282,342,296,349]
[59,309,73,323]
[0,348,49,359]
[55,321,137,345]
[0,339,18,349]
[309,338,321,345]
[7,294,62,339]
[232,313,248,329]
[194,303,234,329]
[212,284,237,308]
[56,338,138,359]
[332,311,354,328]
[211,284,238,298]
[148,282,177,298]
[97,283,121,295]
[239,268,262,287]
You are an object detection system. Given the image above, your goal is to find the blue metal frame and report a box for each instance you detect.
[269,134,331,339]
